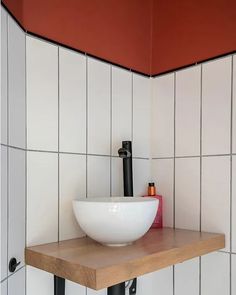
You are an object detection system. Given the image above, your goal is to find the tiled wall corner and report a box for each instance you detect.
[8,148,26,271]
[232,155,236,252]
[87,58,111,155]
[8,16,26,148]
[133,74,151,158]
[175,66,201,157]
[232,254,236,294]
[151,159,174,227]
[1,7,8,145]
[59,48,86,154]
[1,146,8,280]
[233,55,236,154]
[201,156,230,251]
[202,57,232,155]
[27,151,58,246]
[137,266,173,295]
[26,36,58,151]
[201,252,230,295]
[111,67,132,156]
[174,258,199,295]
[175,157,200,231]
[87,156,110,197]
[59,153,86,240]
[151,73,174,158]
[8,267,25,295]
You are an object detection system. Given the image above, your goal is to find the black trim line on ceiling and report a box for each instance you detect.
[1,1,235,77]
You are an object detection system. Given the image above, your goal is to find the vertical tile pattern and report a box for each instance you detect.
[1,7,8,144]
[8,17,26,148]
[232,254,236,294]
[111,67,132,156]
[232,156,236,252]
[59,48,86,153]
[87,156,110,197]
[27,152,58,246]
[65,280,86,295]
[137,267,173,295]
[175,158,200,231]
[88,58,110,155]
[1,280,7,295]
[133,159,150,196]
[8,267,25,295]
[1,146,8,280]
[175,258,199,295]
[152,159,174,227]
[232,55,236,153]
[27,266,53,295]
[202,156,230,251]
[202,57,231,155]
[175,66,201,156]
[59,154,86,241]
[111,157,123,196]
[133,74,151,158]
[201,252,230,295]
[27,36,58,151]
[152,74,174,158]
[8,148,26,271]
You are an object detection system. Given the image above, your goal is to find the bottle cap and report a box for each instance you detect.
[149,182,155,187]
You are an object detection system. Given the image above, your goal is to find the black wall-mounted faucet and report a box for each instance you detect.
[118,141,133,197]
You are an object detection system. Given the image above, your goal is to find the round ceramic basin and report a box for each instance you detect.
[73,196,159,246]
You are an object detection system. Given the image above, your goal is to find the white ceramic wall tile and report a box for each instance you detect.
[151,159,174,227]
[59,154,86,241]
[133,159,150,196]
[1,146,8,280]
[175,158,200,230]
[175,258,199,295]
[65,280,86,295]
[8,16,26,148]
[87,288,106,295]
[232,254,236,295]
[233,55,236,153]
[232,155,236,252]
[133,74,150,158]
[27,152,58,246]
[1,8,8,145]
[8,267,25,295]
[202,156,230,251]
[88,58,110,155]
[59,48,86,153]
[87,156,110,197]
[112,67,132,156]
[27,36,58,151]
[201,252,230,295]
[152,74,174,158]
[111,157,123,196]
[1,280,7,295]
[27,266,53,295]
[137,267,173,295]
[202,57,231,155]
[175,66,201,156]
[8,148,25,271]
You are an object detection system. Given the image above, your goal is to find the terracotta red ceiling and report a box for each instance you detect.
[3,0,236,75]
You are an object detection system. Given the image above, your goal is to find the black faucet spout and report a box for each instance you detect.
[118,141,133,197]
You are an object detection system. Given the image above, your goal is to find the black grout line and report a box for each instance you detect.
[199,63,203,295]
[229,54,234,295]
[57,46,60,243]
[131,72,134,142]
[110,65,113,197]
[85,54,88,201]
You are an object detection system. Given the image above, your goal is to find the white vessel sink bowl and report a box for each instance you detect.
[73,197,159,246]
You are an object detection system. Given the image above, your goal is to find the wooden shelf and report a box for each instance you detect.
[25,228,224,290]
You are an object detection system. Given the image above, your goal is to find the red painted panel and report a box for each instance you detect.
[23,0,152,75]
[2,0,236,75]
[152,0,236,75]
